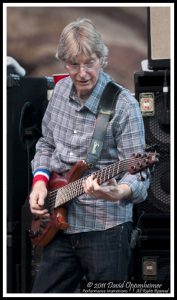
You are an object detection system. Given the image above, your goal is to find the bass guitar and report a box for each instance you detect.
[29,152,158,247]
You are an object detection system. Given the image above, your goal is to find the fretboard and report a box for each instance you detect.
[47,152,157,211]
[54,158,132,208]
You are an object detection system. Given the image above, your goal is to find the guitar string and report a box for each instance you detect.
[47,155,153,210]
[46,155,153,211]
[48,154,151,201]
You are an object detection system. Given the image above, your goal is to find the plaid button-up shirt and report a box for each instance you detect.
[31,71,150,233]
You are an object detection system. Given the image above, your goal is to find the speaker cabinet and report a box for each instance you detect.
[7,75,54,292]
[148,7,171,70]
[7,75,54,224]
[134,70,170,214]
[133,70,171,290]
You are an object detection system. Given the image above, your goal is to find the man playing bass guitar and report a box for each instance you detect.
[29,18,152,293]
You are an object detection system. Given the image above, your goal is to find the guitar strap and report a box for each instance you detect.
[86,81,122,165]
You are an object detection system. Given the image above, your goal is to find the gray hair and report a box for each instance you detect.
[56,18,108,68]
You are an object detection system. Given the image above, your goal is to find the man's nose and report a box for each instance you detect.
[78,66,87,76]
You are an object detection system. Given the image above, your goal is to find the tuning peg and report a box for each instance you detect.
[131,166,137,172]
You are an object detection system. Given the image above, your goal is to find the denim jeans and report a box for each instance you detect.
[32,222,132,293]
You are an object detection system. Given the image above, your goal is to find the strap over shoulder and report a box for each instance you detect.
[97,81,122,114]
[86,81,122,165]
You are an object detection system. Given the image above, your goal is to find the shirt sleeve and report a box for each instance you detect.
[113,89,150,203]
[119,170,150,203]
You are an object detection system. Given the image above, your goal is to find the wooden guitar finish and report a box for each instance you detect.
[29,153,159,247]
[29,160,89,247]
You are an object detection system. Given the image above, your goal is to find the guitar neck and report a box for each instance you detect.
[47,152,157,210]
[54,159,128,208]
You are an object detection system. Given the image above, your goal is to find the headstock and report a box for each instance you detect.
[128,152,159,174]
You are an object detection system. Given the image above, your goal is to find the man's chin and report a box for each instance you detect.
[77,85,92,95]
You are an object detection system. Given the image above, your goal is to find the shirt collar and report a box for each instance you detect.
[69,71,112,114]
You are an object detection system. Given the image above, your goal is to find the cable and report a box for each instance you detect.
[158,69,170,127]
[130,211,144,249]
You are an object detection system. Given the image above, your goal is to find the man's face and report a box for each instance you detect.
[65,53,101,100]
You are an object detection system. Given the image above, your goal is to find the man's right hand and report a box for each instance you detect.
[29,181,49,217]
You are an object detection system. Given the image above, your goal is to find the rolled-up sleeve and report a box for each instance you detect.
[119,170,150,203]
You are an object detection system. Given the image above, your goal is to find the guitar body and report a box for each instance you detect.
[30,160,89,247]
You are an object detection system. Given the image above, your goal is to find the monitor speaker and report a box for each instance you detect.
[148,7,171,70]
